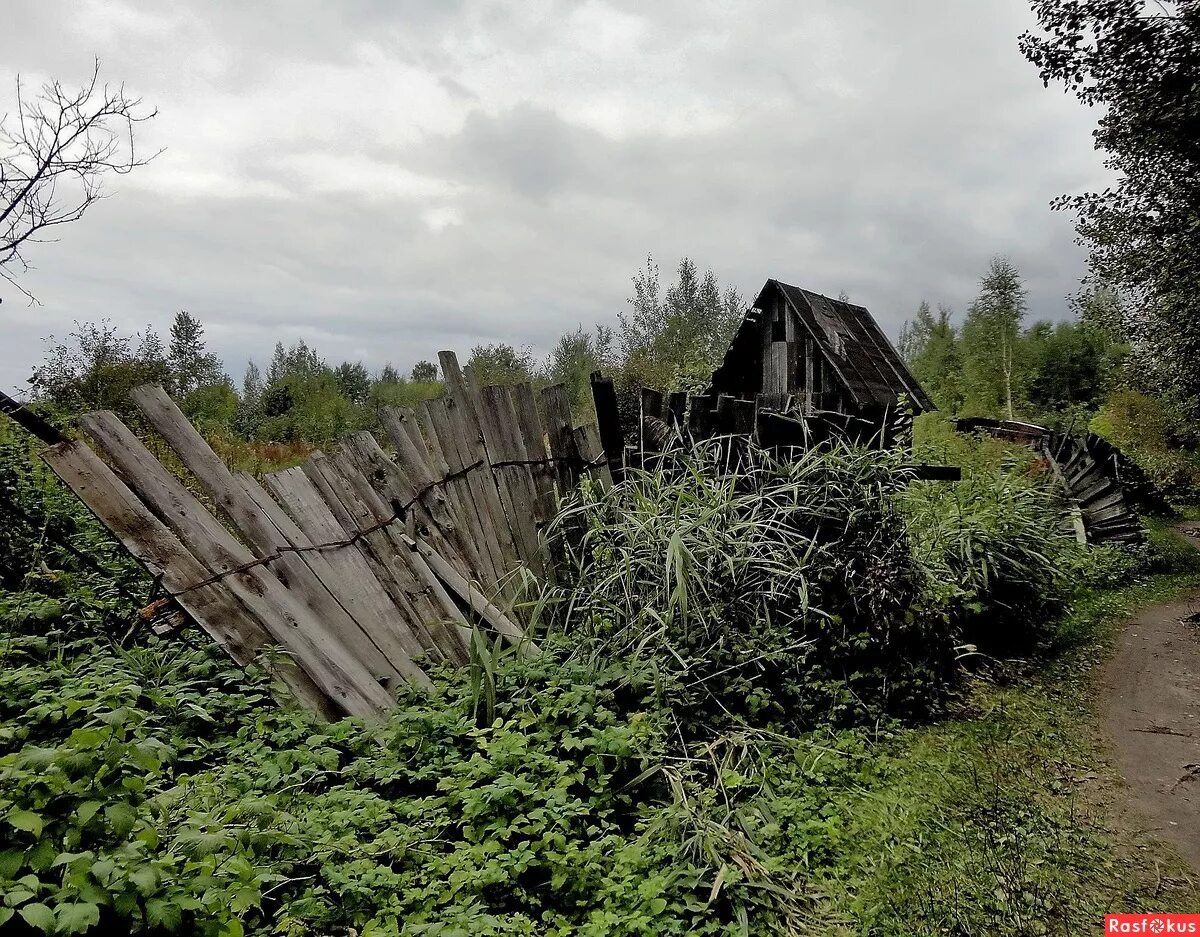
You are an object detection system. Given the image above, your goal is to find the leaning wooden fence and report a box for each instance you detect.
[41,352,610,719]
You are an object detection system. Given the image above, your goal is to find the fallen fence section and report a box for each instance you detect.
[41,352,611,718]
[952,417,1147,545]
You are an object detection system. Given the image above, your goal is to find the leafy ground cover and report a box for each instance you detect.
[2,422,1198,934]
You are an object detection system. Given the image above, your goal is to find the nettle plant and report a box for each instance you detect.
[0,632,277,937]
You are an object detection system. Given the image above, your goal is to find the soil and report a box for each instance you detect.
[1102,524,1200,871]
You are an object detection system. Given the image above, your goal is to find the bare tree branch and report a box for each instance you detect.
[0,59,160,303]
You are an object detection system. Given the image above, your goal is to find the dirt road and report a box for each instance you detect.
[1103,527,1200,870]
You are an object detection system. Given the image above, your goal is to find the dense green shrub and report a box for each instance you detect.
[900,467,1071,655]
[904,413,1080,654]
[538,440,958,734]
[1090,388,1200,505]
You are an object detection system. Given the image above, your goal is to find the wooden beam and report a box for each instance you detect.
[590,372,625,483]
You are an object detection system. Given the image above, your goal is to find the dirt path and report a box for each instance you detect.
[1103,525,1200,870]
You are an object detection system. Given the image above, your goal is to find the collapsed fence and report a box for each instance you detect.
[40,352,611,718]
[30,354,963,720]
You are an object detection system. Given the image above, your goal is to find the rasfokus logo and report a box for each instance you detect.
[1106,916,1200,934]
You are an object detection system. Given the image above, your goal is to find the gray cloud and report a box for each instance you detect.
[0,0,1103,393]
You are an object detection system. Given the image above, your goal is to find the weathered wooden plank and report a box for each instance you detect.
[43,438,262,666]
[573,422,612,491]
[540,383,578,493]
[256,467,431,684]
[510,382,558,527]
[714,394,735,434]
[666,392,687,430]
[732,398,756,437]
[640,388,665,423]
[438,351,482,434]
[763,341,788,404]
[302,452,455,664]
[399,405,433,458]
[1082,489,1129,516]
[687,393,714,439]
[404,534,536,653]
[803,335,815,412]
[342,428,476,579]
[422,396,513,587]
[129,386,404,708]
[896,463,963,482]
[418,397,496,582]
[478,384,544,575]
[239,471,429,685]
[316,450,472,665]
[443,390,522,582]
[43,440,336,718]
[397,536,475,657]
[75,414,390,717]
[590,372,625,483]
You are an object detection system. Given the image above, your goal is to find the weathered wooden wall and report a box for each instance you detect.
[41,352,611,718]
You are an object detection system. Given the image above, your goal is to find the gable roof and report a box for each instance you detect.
[709,279,934,412]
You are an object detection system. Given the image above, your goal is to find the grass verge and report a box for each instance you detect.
[804,521,1200,933]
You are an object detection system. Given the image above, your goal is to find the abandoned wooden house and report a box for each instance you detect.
[708,279,933,438]
[588,277,950,474]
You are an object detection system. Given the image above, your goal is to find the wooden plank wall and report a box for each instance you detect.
[41,352,609,719]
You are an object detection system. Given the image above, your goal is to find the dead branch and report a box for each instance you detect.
[0,59,160,301]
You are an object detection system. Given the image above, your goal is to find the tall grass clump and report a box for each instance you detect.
[537,439,958,734]
[903,414,1075,655]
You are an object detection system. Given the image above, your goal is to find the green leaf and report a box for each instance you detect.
[104,804,137,837]
[51,852,93,869]
[19,902,55,932]
[54,902,100,934]
[7,809,43,838]
[145,898,181,931]
[0,849,24,877]
[219,919,244,937]
[129,866,158,896]
[0,908,13,927]
[26,840,56,872]
[75,802,102,826]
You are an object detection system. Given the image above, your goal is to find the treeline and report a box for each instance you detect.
[900,256,1200,500]
[899,256,1125,424]
[28,257,742,447]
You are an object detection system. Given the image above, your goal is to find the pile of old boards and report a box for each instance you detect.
[41,352,611,719]
[953,417,1148,545]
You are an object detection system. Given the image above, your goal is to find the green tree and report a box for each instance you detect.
[617,256,743,393]
[235,361,265,436]
[466,343,537,387]
[960,258,1027,419]
[904,303,963,413]
[334,361,371,404]
[898,301,935,365]
[256,339,364,444]
[182,380,238,432]
[543,325,614,419]
[167,311,224,396]
[1021,1,1200,413]
[367,363,443,420]
[1021,320,1115,416]
[411,360,438,383]
[30,321,170,421]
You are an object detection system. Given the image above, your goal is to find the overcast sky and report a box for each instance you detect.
[0,0,1107,392]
